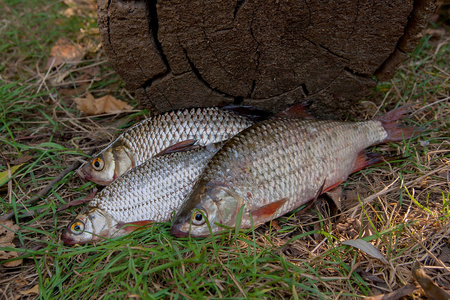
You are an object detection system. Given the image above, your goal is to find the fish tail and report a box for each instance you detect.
[377,106,423,143]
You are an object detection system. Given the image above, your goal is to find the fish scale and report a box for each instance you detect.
[89,144,221,223]
[171,111,413,237]
[210,119,383,212]
[79,107,256,185]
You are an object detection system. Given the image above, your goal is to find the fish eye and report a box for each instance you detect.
[191,210,207,226]
[69,220,85,235]
[92,157,104,171]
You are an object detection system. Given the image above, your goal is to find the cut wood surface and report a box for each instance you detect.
[98,0,436,118]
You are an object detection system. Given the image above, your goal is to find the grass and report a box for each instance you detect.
[0,0,449,299]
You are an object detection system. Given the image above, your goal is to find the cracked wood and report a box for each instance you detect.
[98,0,436,118]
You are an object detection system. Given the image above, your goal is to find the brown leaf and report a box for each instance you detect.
[0,220,18,244]
[20,285,39,295]
[412,261,450,300]
[270,220,281,231]
[9,155,33,165]
[0,220,22,267]
[74,93,133,115]
[3,254,23,267]
[63,0,97,18]
[365,284,417,300]
[58,88,79,99]
[324,186,342,211]
[45,38,85,70]
[80,65,100,76]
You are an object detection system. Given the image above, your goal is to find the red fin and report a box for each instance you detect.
[352,151,385,173]
[323,181,343,193]
[221,104,272,122]
[117,220,154,233]
[57,189,97,212]
[376,106,423,143]
[276,103,314,119]
[155,140,198,156]
[251,198,288,222]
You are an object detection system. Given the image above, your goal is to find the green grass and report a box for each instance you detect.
[0,0,449,298]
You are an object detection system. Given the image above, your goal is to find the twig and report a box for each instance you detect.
[0,150,95,221]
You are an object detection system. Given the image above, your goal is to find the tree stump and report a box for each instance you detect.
[97,0,436,118]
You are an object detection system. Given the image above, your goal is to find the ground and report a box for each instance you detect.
[0,0,449,299]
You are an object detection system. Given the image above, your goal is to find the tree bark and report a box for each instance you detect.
[97,0,436,118]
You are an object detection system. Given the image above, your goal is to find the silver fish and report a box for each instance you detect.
[171,106,421,237]
[62,144,221,245]
[78,107,258,185]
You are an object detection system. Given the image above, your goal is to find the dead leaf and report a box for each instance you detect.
[412,261,450,300]
[3,253,22,267]
[270,220,281,231]
[80,65,100,76]
[20,285,39,295]
[9,155,33,165]
[365,284,418,300]
[0,164,23,187]
[0,220,22,267]
[74,93,133,115]
[58,88,79,99]
[45,38,85,70]
[0,220,18,243]
[324,186,342,211]
[63,0,96,18]
[342,239,389,264]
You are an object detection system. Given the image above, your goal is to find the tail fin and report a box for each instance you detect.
[376,106,423,143]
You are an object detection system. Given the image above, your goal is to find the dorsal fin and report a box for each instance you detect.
[221,104,273,122]
[155,139,198,157]
[276,103,314,119]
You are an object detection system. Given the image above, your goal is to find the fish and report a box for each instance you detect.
[78,106,267,185]
[62,144,221,245]
[171,106,422,238]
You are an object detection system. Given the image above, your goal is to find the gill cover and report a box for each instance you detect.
[61,208,114,245]
[172,182,244,237]
[79,144,134,186]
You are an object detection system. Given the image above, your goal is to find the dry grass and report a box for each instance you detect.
[0,1,449,299]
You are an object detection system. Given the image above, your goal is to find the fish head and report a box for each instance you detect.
[78,145,134,186]
[61,208,116,245]
[172,181,244,238]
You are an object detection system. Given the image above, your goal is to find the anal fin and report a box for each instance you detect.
[353,151,385,173]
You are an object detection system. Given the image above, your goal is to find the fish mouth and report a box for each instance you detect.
[61,230,77,245]
[171,223,188,238]
[76,166,91,181]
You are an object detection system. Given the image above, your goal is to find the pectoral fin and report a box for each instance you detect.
[276,103,314,119]
[250,198,288,223]
[117,220,154,233]
[155,140,198,156]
